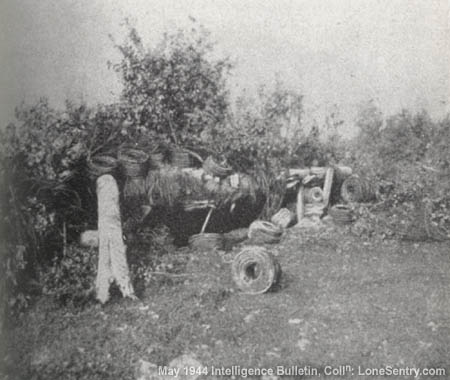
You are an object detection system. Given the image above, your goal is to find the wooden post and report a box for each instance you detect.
[322,167,334,208]
[296,185,305,223]
[96,174,135,304]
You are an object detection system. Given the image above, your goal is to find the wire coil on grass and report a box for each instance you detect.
[232,246,282,294]
[118,148,149,177]
[305,186,324,203]
[87,155,118,178]
[271,208,295,228]
[328,204,354,224]
[189,233,224,251]
[248,220,283,244]
[341,175,376,203]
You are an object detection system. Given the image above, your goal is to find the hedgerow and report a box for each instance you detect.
[348,104,450,240]
[0,21,237,313]
[1,20,449,317]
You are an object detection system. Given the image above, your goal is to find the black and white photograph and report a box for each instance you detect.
[0,1,449,379]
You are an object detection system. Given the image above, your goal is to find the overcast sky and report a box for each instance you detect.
[1,0,449,131]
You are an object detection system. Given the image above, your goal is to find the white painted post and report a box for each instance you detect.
[96,174,135,304]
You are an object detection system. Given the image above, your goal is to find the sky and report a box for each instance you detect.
[1,0,449,132]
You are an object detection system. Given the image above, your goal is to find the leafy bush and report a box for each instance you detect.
[203,81,303,170]
[0,99,131,311]
[111,20,232,148]
[348,104,450,240]
[42,245,97,307]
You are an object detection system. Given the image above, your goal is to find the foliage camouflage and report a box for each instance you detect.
[1,21,449,314]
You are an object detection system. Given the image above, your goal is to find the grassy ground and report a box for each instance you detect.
[2,224,450,380]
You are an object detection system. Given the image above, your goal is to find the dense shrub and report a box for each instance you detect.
[42,245,97,307]
[111,20,232,148]
[0,99,132,311]
[41,227,187,307]
[202,81,303,170]
[348,104,450,240]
